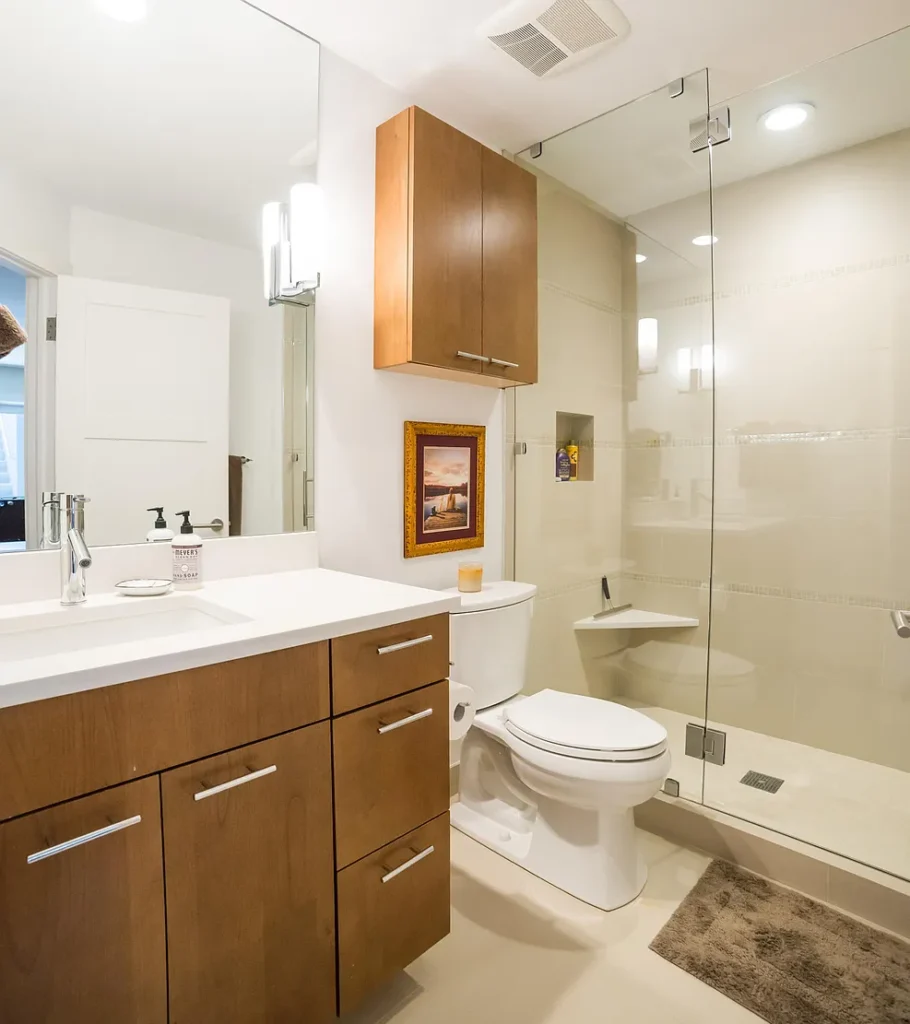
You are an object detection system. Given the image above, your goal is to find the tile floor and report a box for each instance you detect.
[632,702,910,881]
[344,827,764,1024]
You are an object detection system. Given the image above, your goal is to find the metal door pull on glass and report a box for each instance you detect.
[891,611,910,638]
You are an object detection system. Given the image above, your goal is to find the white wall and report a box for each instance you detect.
[69,207,284,537]
[315,50,505,589]
[0,166,70,274]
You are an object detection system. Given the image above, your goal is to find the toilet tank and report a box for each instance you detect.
[442,582,537,710]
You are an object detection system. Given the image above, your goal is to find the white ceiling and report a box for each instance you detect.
[528,27,910,217]
[525,25,910,286]
[253,0,910,155]
[0,0,319,250]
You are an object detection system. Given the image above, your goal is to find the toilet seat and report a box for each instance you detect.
[505,689,668,762]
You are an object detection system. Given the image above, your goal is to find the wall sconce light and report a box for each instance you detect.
[262,183,324,306]
[637,318,659,375]
[676,344,715,392]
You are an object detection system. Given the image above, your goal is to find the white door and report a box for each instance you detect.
[55,276,230,547]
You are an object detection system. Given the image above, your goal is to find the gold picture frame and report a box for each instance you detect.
[404,421,486,558]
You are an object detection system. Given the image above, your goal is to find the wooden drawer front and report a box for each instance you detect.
[162,724,336,1024]
[331,613,450,714]
[0,641,329,822]
[334,680,449,868]
[0,776,167,1024]
[337,812,450,1015]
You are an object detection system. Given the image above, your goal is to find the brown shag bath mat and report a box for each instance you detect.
[650,859,910,1024]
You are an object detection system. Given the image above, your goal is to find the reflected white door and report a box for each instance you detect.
[55,276,230,547]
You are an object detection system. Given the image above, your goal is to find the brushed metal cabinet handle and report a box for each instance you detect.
[27,815,142,865]
[381,844,435,883]
[377,634,433,656]
[456,351,491,364]
[195,764,277,802]
[489,357,519,369]
[377,708,433,735]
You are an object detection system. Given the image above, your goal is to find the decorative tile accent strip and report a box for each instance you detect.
[640,251,910,311]
[518,436,624,449]
[623,571,709,591]
[624,571,910,612]
[624,427,909,449]
[540,279,622,317]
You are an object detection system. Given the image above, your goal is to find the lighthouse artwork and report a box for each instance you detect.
[404,421,485,558]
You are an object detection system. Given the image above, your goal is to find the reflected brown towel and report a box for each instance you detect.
[228,455,244,536]
[0,306,27,357]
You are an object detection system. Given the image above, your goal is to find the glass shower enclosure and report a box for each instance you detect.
[511,30,910,883]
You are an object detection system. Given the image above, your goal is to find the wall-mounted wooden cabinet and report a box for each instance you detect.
[375,106,538,387]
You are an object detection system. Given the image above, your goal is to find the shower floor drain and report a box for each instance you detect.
[740,770,784,793]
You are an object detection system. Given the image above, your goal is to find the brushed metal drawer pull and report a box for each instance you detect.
[194,764,277,802]
[27,815,142,865]
[381,844,435,883]
[489,356,519,369]
[377,634,433,656]
[456,350,491,364]
[377,708,433,734]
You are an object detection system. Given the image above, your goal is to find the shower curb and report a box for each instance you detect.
[636,794,910,941]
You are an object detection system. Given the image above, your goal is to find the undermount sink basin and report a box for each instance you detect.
[0,596,249,663]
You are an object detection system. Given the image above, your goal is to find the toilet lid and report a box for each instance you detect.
[505,689,668,762]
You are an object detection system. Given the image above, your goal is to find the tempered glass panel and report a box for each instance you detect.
[511,73,714,807]
[706,28,910,881]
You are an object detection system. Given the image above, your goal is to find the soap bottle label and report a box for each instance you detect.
[173,545,200,584]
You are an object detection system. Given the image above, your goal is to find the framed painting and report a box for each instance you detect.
[404,421,485,558]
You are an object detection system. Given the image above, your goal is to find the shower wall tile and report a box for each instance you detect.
[525,581,625,700]
[621,128,910,774]
[514,173,627,699]
[537,183,623,310]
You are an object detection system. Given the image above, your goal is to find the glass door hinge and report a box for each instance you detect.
[685,723,727,766]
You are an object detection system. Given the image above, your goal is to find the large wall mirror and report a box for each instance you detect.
[0,0,318,553]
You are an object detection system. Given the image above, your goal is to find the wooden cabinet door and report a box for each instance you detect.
[161,725,335,1024]
[333,681,449,868]
[337,813,450,1015]
[481,148,538,385]
[0,777,167,1024]
[410,107,484,373]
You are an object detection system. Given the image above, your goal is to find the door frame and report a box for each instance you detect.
[0,246,56,549]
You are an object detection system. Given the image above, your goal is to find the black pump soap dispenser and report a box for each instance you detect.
[146,507,174,543]
[172,511,203,590]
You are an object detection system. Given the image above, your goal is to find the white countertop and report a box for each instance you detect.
[0,569,460,709]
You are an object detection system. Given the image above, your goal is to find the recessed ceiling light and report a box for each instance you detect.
[760,102,814,132]
[692,235,718,247]
[635,253,647,264]
[95,0,148,22]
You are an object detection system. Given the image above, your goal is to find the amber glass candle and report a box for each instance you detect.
[458,562,483,593]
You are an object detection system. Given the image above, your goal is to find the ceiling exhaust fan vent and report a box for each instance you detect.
[488,24,568,77]
[482,0,629,77]
[537,0,618,52]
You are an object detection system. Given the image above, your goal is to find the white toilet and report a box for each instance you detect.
[447,581,670,911]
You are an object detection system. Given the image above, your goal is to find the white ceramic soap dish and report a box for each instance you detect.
[115,579,173,597]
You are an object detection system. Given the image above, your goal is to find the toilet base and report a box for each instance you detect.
[451,795,647,912]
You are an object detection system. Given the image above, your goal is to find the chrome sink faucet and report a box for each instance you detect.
[49,493,92,605]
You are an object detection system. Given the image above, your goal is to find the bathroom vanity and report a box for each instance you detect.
[0,571,456,1022]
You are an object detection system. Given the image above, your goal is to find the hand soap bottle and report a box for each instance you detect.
[172,511,203,590]
[146,507,174,543]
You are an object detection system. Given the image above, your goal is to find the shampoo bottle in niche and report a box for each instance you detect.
[556,446,571,482]
[172,511,203,590]
[146,507,174,543]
